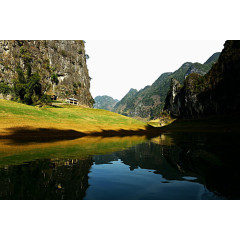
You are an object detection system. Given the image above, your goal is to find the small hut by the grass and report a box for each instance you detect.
[67,98,78,105]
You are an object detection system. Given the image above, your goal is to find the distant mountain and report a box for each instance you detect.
[113,88,138,116]
[164,41,240,118]
[204,52,221,64]
[94,95,119,111]
[113,52,220,119]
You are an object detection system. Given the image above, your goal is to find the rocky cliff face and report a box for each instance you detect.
[164,79,184,117]
[114,53,219,120]
[0,40,93,107]
[164,41,240,118]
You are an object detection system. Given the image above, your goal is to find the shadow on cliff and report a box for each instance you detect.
[0,125,164,145]
[159,113,240,133]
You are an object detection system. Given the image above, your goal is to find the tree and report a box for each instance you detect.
[51,73,59,85]
[13,65,42,105]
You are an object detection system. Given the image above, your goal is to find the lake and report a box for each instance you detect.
[0,132,239,200]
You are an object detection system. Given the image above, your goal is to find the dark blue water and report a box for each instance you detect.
[84,159,219,200]
[0,133,239,200]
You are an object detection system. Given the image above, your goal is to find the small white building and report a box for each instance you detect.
[67,98,78,105]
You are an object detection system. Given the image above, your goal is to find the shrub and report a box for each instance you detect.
[19,47,32,63]
[0,82,11,95]
[51,73,59,85]
[20,46,25,55]
[40,94,52,104]
[14,82,26,101]
[13,65,43,105]
[29,73,42,96]
[90,98,95,105]
[26,63,32,78]
[16,65,26,83]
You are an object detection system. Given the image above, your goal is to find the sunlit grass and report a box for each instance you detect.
[148,118,175,127]
[0,100,146,135]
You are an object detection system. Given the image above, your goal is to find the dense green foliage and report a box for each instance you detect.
[51,73,59,85]
[19,47,32,63]
[13,65,43,105]
[0,82,11,95]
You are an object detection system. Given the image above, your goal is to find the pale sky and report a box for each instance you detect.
[85,41,225,100]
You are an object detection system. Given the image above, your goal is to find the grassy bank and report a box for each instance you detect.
[1,99,238,140]
[0,99,146,136]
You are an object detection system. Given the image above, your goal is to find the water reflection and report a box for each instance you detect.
[0,132,239,200]
[0,158,92,200]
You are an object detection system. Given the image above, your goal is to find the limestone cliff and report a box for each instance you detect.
[114,53,219,120]
[164,40,240,118]
[0,40,93,107]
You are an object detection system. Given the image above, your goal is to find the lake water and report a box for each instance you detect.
[0,132,239,200]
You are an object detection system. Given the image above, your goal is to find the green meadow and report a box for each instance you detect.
[0,99,146,135]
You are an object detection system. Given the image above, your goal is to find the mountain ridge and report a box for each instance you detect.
[113,52,220,119]
[94,95,119,111]
[164,41,239,118]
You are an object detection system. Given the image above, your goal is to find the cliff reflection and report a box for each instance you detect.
[0,133,239,199]
[0,158,92,200]
[91,133,240,199]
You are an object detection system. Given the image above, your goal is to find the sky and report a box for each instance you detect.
[85,41,225,100]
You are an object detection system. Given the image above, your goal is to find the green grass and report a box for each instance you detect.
[0,99,146,134]
[0,99,147,168]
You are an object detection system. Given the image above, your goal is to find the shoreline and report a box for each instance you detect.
[1,116,239,145]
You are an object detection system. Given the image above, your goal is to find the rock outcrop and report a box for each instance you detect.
[0,40,93,107]
[164,79,184,117]
[164,41,240,118]
[114,53,219,119]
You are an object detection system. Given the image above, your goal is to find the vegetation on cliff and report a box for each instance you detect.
[114,53,220,120]
[113,88,138,116]
[0,40,93,107]
[164,41,240,118]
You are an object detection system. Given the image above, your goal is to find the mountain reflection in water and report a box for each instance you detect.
[0,133,239,200]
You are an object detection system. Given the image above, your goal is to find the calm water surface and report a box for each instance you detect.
[0,132,239,200]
